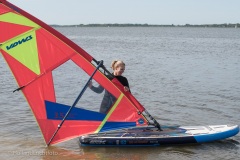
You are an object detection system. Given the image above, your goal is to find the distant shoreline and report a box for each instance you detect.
[50,23,239,28]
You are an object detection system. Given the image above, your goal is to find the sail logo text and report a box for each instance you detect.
[6,35,33,50]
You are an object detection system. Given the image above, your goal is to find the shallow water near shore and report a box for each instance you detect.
[0,27,240,160]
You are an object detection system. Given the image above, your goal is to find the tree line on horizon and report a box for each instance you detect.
[51,23,239,28]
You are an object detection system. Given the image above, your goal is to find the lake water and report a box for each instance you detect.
[0,27,240,160]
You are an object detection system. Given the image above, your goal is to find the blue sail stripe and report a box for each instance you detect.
[99,122,136,132]
[45,101,105,121]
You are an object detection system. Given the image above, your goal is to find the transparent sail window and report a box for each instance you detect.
[52,60,117,113]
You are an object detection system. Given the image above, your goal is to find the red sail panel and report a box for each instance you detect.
[36,28,77,73]
[0,21,34,43]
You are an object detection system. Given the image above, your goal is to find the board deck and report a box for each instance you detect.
[79,125,239,146]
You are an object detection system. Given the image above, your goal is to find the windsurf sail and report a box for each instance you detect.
[0,0,159,145]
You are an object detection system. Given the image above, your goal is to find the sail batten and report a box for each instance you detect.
[0,0,149,145]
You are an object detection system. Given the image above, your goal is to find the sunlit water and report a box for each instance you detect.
[0,27,239,160]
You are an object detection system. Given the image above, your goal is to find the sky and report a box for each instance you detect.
[7,0,240,25]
